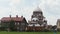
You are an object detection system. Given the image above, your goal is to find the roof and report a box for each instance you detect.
[1,17,24,22]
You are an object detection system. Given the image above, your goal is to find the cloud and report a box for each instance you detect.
[10,0,21,5]
[8,0,22,16]
[39,0,60,25]
[0,0,60,25]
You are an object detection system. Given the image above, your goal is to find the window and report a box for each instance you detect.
[17,27,19,29]
[18,22,19,25]
[21,23,25,25]
[39,14,41,16]
[15,22,16,25]
[15,22,19,25]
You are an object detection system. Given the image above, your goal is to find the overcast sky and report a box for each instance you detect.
[0,0,60,25]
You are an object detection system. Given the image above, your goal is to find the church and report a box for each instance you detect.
[27,7,47,31]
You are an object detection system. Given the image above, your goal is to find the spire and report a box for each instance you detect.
[9,15,11,18]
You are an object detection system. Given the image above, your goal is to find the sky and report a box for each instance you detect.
[0,0,60,25]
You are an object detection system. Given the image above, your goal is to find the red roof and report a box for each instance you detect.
[1,17,24,22]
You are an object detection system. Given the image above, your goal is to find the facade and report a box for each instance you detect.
[27,7,47,31]
[1,15,27,31]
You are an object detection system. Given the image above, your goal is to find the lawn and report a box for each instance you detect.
[0,31,59,34]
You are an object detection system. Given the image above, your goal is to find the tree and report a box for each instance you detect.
[9,20,15,31]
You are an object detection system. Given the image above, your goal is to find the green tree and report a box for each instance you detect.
[9,20,15,31]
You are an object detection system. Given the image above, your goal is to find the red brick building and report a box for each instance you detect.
[1,15,27,31]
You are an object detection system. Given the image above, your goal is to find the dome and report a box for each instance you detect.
[34,6,42,12]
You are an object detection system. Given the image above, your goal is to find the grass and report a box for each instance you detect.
[0,31,59,34]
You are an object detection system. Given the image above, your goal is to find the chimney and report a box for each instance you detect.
[9,15,11,18]
[16,15,18,18]
[21,16,23,18]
